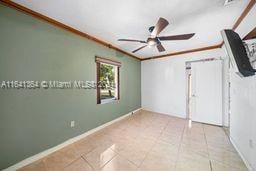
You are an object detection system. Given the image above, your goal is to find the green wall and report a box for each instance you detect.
[0,4,141,170]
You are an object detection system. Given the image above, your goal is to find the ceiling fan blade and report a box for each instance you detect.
[151,17,169,37]
[118,39,146,43]
[158,33,195,41]
[132,45,148,53]
[157,43,165,52]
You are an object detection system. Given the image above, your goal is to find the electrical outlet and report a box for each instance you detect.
[70,121,75,128]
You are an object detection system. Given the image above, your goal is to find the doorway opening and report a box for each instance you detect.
[185,58,223,126]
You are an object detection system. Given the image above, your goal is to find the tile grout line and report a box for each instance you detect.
[45,146,83,171]
[102,112,148,169]
[81,155,97,170]
[133,116,157,168]
[62,157,80,170]
[173,121,186,170]
[99,116,132,170]
[202,125,213,171]
[82,114,133,170]
[16,111,248,171]
[108,141,140,168]
[201,124,248,171]
[120,112,146,169]
[136,118,170,169]
[62,156,88,170]
[83,138,119,170]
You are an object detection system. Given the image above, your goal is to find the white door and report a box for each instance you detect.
[190,60,223,125]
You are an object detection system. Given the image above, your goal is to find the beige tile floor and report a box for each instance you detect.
[19,110,248,171]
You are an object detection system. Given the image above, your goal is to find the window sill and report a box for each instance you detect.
[99,98,119,105]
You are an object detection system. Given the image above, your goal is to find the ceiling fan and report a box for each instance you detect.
[118,17,195,53]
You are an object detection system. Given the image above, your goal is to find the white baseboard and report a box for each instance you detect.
[4,108,142,171]
[141,108,186,119]
[230,137,254,171]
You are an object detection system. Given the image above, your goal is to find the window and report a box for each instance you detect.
[96,56,121,104]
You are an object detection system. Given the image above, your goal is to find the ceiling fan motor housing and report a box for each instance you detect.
[147,37,160,46]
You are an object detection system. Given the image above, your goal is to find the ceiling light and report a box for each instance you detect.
[147,38,157,46]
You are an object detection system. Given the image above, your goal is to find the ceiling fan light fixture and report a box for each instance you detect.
[147,38,157,46]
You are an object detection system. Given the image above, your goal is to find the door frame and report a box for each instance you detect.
[185,58,217,120]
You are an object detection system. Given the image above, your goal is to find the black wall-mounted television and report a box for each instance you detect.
[221,29,255,77]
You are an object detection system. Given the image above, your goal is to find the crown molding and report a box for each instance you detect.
[243,27,256,40]
[1,0,255,61]
[141,44,221,61]
[220,0,256,47]
[145,0,256,61]
[232,0,256,31]
[0,0,141,60]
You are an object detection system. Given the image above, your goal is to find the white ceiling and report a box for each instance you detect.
[12,0,249,58]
